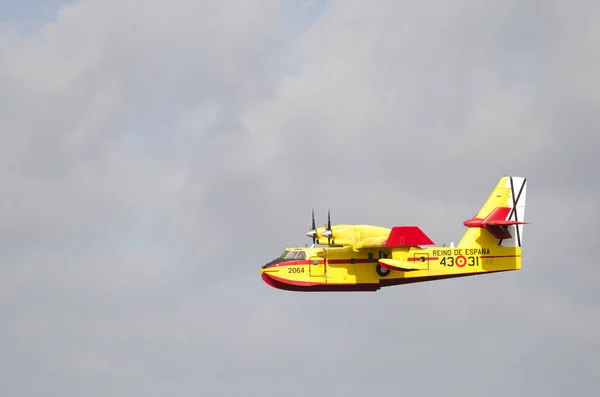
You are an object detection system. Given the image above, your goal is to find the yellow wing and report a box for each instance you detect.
[352,236,389,251]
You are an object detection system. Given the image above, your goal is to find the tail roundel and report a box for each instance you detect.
[458,176,528,248]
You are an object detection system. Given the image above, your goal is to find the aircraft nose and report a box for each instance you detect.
[261,260,281,275]
[261,263,276,278]
[262,262,274,269]
[262,257,283,269]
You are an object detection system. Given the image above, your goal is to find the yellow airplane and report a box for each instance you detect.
[261,175,527,292]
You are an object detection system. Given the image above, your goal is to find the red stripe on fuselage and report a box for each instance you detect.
[327,259,378,264]
[270,254,518,267]
[407,256,439,261]
[480,255,521,258]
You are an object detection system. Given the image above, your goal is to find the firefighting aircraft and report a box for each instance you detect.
[261,175,527,292]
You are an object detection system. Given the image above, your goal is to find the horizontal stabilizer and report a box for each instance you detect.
[486,220,527,226]
[379,259,427,271]
[384,226,435,248]
[463,206,528,240]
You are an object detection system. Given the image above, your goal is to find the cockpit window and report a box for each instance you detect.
[277,250,307,260]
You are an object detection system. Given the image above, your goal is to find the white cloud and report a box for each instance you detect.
[1,0,599,396]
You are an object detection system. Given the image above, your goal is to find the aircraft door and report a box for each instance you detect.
[309,256,325,277]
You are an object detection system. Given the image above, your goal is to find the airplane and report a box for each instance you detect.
[261,175,527,292]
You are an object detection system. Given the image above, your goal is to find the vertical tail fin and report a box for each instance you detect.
[458,176,527,248]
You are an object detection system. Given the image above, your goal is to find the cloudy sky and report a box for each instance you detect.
[1,0,599,395]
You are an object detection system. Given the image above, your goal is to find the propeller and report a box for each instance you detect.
[305,209,334,245]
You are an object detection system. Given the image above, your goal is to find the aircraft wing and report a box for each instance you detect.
[352,236,388,250]
[352,226,435,251]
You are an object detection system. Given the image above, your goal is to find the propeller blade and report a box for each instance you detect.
[311,209,316,244]
[327,209,331,245]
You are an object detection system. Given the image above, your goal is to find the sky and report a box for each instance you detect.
[0,0,599,395]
